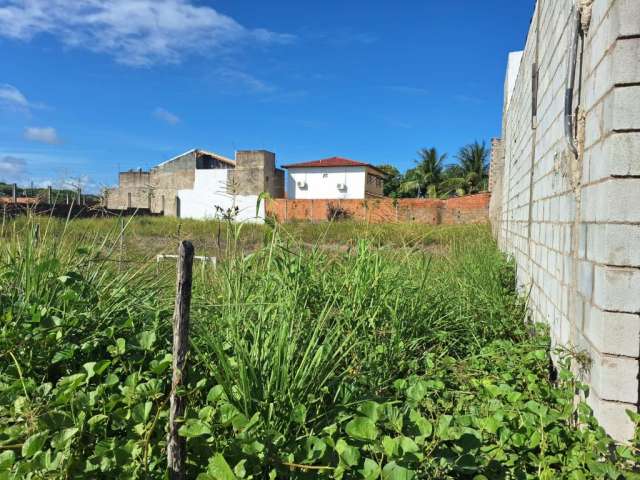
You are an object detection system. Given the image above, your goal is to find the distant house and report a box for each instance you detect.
[104,149,285,222]
[282,157,386,200]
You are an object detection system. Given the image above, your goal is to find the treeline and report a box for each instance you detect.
[377,140,489,198]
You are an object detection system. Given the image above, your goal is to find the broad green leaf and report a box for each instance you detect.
[382,436,399,459]
[51,427,78,450]
[382,462,415,480]
[358,401,381,422]
[437,415,453,438]
[233,459,247,479]
[219,403,240,426]
[207,385,226,403]
[406,380,428,403]
[398,436,419,455]
[179,419,211,438]
[359,458,381,480]
[84,362,97,382]
[22,431,48,458]
[305,436,326,461]
[207,454,237,480]
[150,354,172,375]
[409,410,432,437]
[528,431,541,449]
[132,401,153,424]
[0,451,15,471]
[88,414,108,432]
[52,346,77,364]
[335,439,361,467]
[346,417,378,442]
[241,441,264,455]
[108,338,126,357]
[137,331,156,351]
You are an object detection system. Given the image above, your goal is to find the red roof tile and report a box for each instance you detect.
[282,157,387,176]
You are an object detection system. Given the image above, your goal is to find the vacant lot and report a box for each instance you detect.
[0,217,638,479]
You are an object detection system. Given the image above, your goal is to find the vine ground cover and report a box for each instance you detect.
[0,217,638,479]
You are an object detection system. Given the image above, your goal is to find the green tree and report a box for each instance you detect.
[399,148,446,198]
[376,164,402,198]
[441,141,489,195]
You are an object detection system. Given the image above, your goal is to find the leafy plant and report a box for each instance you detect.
[0,217,637,479]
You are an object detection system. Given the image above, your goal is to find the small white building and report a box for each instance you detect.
[283,157,386,200]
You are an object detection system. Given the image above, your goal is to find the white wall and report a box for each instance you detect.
[177,169,264,223]
[287,167,366,199]
[491,0,640,441]
[504,51,523,113]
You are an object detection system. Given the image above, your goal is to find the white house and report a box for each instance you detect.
[283,157,386,200]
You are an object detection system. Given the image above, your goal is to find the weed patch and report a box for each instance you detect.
[0,218,638,478]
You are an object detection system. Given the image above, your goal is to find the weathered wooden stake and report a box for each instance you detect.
[47,186,53,205]
[11,183,17,204]
[34,224,40,246]
[167,240,195,480]
[119,218,125,272]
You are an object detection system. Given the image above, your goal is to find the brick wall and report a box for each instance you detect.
[490,0,639,441]
[266,193,490,225]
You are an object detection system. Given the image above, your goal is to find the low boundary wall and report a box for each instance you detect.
[266,193,490,224]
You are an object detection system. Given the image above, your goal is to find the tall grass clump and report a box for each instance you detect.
[190,225,527,436]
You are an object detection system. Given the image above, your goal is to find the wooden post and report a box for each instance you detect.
[11,183,17,204]
[34,224,40,246]
[119,218,125,272]
[167,241,195,480]
[47,186,53,205]
[77,188,82,204]
[310,199,314,223]
[284,199,288,223]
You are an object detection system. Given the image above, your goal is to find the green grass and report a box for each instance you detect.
[0,216,638,479]
[1,214,485,260]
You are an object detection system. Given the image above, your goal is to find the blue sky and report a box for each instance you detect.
[0,0,534,192]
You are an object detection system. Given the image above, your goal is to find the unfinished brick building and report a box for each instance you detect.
[105,149,284,220]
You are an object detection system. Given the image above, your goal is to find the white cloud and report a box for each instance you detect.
[0,155,27,180]
[153,107,180,125]
[0,0,294,66]
[217,68,276,94]
[0,83,29,111]
[24,127,61,144]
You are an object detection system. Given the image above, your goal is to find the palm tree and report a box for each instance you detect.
[442,141,489,195]
[399,148,447,198]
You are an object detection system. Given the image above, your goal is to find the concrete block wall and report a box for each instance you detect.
[491,0,640,441]
[232,150,284,198]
